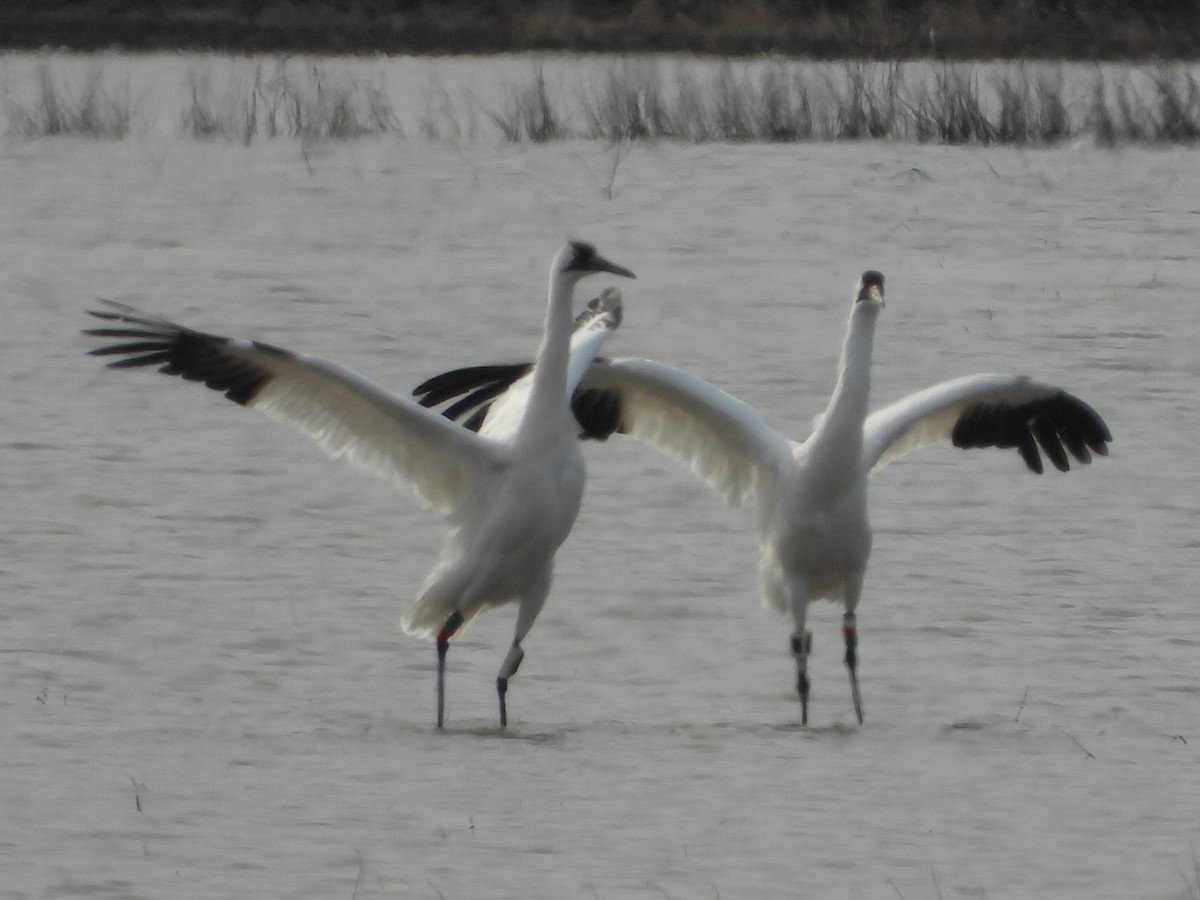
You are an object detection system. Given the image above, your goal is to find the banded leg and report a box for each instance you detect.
[791,631,813,725]
[492,573,552,729]
[843,612,864,724]
[496,642,525,728]
[786,578,813,725]
[495,568,550,728]
[436,610,465,729]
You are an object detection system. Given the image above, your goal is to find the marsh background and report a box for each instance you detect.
[0,26,1198,900]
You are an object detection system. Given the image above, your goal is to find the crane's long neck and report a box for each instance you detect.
[520,271,576,443]
[811,302,879,456]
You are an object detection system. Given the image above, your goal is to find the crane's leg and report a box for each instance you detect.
[843,612,864,725]
[791,630,813,725]
[786,578,813,725]
[497,642,524,728]
[436,610,464,729]
[497,568,550,728]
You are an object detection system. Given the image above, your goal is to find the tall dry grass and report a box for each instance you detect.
[7,57,1200,147]
[179,61,399,144]
[6,62,132,139]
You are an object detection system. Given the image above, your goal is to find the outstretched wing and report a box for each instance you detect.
[85,301,504,514]
[862,373,1111,475]
[418,351,791,507]
[578,358,792,505]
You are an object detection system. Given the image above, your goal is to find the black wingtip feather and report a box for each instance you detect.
[441,379,516,423]
[952,390,1112,474]
[1016,430,1044,474]
[110,352,176,369]
[85,307,276,407]
[412,361,625,440]
[413,364,532,408]
[88,340,175,358]
[571,388,623,440]
[1030,415,1070,473]
[463,407,489,433]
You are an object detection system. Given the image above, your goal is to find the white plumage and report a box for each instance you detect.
[416,270,1112,725]
[85,240,635,728]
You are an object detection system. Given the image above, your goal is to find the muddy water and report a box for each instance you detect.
[1,99,1197,898]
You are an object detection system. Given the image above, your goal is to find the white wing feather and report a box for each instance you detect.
[581,358,792,506]
[236,345,505,514]
[862,373,1058,472]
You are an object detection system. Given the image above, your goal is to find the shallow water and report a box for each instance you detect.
[1,68,1199,899]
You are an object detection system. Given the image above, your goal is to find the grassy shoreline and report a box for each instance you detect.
[2,1,1199,60]
[6,56,1200,145]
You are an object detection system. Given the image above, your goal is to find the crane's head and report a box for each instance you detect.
[856,270,885,308]
[556,241,637,283]
[574,286,624,331]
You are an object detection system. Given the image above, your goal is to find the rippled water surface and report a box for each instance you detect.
[2,64,1199,900]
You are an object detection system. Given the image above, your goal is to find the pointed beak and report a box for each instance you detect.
[590,254,636,280]
[857,283,884,306]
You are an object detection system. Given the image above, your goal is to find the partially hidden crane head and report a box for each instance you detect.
[557,241,637,283]
[573,286,624,331]
[856,270,885,308]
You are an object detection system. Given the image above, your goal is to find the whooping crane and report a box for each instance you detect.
[414,271,1112,725]
[84,241,636,729]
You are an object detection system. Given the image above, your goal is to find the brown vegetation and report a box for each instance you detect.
[2,0,1199,59]
[10,56,1200,145]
